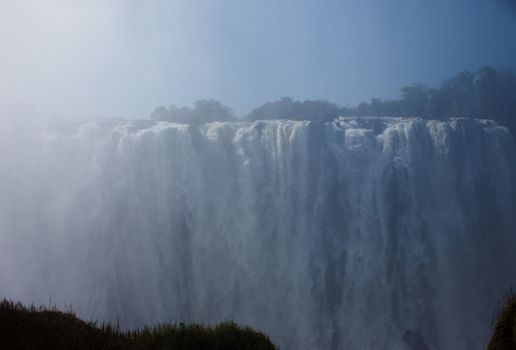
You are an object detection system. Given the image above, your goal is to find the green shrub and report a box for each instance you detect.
[0,299,277,350]
[487,294,516,350]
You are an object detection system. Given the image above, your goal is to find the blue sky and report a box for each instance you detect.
[1,0,515,119]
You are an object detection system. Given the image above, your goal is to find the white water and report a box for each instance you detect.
[0,117,515,349]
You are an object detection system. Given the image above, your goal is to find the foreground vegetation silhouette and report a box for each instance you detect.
[2,296,516,349]
[0,300,277,350]
[488,294,516,350]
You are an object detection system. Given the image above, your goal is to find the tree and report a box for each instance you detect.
[150,99,235,125]
[245,97,342,122]
[193,99,236,123]
[399,84,429,116]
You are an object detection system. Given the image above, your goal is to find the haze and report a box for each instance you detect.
[1,0,516,119]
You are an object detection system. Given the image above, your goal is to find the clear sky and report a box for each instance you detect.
[1,0,516,119]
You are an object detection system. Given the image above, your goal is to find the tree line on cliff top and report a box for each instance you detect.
[151,65,516,134]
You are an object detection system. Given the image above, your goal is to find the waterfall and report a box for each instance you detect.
[0,117,515,349]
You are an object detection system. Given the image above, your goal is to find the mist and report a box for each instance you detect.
[1,1,516,350]
[1,0,516,120]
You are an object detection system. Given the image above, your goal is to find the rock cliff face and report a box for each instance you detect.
[0,117,515,350]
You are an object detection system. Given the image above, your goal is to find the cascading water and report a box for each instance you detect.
[0,117,515,350]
